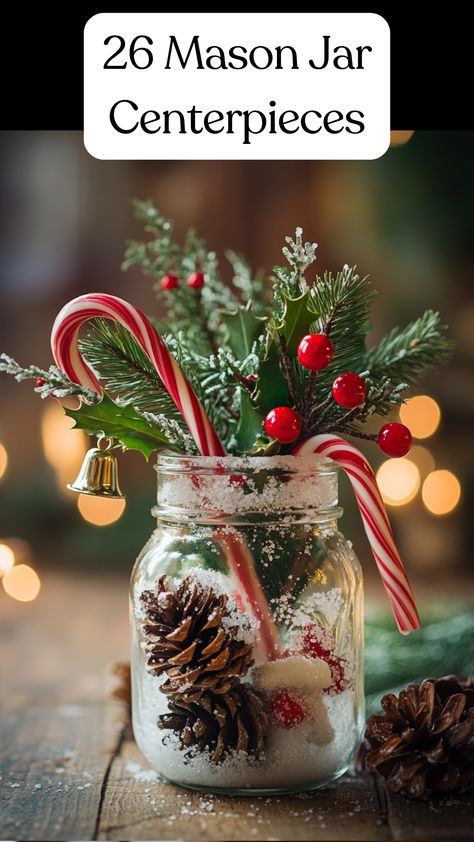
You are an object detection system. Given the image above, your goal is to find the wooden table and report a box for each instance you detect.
[1,571,473,841]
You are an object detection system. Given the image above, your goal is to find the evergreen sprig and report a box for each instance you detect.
[79,319,186,427]
[0,353,100,403]
[363,310,455,385]
[0,203,454,459]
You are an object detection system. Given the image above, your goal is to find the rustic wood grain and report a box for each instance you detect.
[0,703,123,841]
[97,737,390,842]
[1,572,474,841]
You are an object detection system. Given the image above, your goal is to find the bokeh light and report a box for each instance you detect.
[2,564,41,602]
[0,543,15,576]
[41,402,87,493]
[390,130,415,146]
[77,495,126,526]
[0,442,8,480]
[422,470,461,516]
[376,458,421,506]
[399,395,441,439]
[409,445,436,478]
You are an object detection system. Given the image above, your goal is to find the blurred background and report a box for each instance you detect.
[0,131,473,705]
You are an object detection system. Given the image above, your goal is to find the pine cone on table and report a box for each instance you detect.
[158,683,269,763]
[140,574,254,704]
[364,675,474,798]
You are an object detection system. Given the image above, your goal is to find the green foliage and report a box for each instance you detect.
[219,304,266,359]
[0,353,100,404]
[79,319,187,426]
[365,607,474,715]
[0,203,454,458]
[234,390,265,453]
[363,310,455,385]
[65,393,176,459]
[274,290,317,355]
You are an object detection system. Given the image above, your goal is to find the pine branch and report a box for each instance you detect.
[363,310,454,385]
[78,319,187,430]
[122,201,241,357]
[272,228,318,318]
[0,354,100,403]
[139,412,197,454]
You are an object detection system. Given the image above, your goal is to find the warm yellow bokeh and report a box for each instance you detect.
[390,130,415,146]
[399,395,441,439]
[0,442,8,480]
[2,563,41,602]
[77,495,126,526]
[422,470,461,516]
[376,458,420,506]
[0,543,15,576]
[41,402,87,494]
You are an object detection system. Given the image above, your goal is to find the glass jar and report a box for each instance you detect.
[130,453,364,795]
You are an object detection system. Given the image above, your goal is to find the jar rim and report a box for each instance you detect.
[155,451,338,476]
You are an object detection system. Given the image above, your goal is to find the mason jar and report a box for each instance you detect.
[130,453,364,795]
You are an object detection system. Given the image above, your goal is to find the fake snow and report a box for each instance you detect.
[157,453,337,518]
[133,666,357,790]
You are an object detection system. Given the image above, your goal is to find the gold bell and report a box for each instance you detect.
[67,442,124,499]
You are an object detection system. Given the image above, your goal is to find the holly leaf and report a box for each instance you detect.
[274,290,317,355]
[65,392,175,460]
[220,304,266,359]
[234,390,264,453]
[256,344,290,415]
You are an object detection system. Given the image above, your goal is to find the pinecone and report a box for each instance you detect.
[364,675,474,798]
[140,574,254,704]
[158,683,269,763]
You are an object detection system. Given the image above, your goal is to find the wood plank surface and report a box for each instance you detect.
[0,703,121,841]
[1,571,473,841]
[97,737,390,842]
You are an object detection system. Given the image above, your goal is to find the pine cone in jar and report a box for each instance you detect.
[364,676,474,798]
[158,683,268,763]
[140,574,254,704]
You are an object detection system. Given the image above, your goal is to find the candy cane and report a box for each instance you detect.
[294,434,420,635]
[51,293,225,457]
[214,527,280,661]
[51,292,279,657]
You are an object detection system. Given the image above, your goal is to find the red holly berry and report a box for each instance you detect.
[186,271,205,289]
[324,654,351,696]
[297,334,334,371]
[301,623,335,659]
[264,407,302,444]
[332,373,366,408]
[270,689,308,728]
[35,377,46,388]
[378,422,412,458]
[160,274,179,291]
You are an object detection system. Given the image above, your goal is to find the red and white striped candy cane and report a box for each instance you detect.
[51,293,225,457]
[294,434,420,634]
[51,292,279,657]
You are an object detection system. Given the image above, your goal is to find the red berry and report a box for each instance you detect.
[187,271,205,289]
[264,407,302,444]
[301,623,335,659]
[160,274,179,291]
[297,334,334,371]
[35,377,46,388]
[270,690,308,728]
[324,654,351,696]
[378,422,412,458]
[332,373,366,408]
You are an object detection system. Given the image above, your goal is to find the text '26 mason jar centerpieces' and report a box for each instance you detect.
[0,201,453,794]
